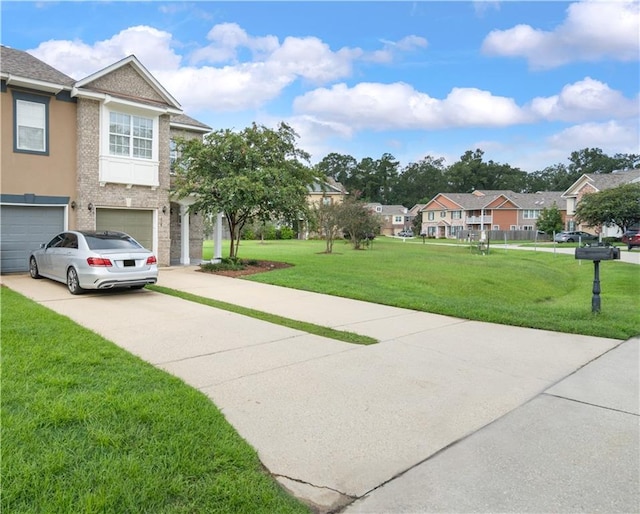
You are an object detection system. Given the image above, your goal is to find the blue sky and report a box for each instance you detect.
[2,1,638,172]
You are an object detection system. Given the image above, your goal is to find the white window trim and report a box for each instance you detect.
[99,103,160,187]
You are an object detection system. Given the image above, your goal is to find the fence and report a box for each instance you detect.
[459,230,551,242]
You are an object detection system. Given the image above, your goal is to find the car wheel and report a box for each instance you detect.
[567,238,574,242]
[67,267,84,295]
[29,257,42,279]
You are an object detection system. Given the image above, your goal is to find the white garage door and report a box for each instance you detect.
[0,205,65,273]
[96,209,153,250]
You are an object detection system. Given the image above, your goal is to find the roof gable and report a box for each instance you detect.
[74,55,181,110]
[563,169,640,197]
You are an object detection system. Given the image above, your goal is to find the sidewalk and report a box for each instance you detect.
[3,268,638,513]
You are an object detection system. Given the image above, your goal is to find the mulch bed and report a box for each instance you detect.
[199,260,292,278]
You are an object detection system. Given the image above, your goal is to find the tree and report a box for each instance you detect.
[337,197,381,250]
[536,203,564,235]
[309,201,343,254]
[574,183,640,233]
[393,156,447,207]
[174,122,315,259]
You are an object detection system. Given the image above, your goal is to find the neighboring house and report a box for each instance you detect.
[562,169,640,237]
[0,46,210,273]
[307,177,347,207]
[366,203,410,236]
[407,203,426,233]
[420,190,566,238]
[301,177,347,239]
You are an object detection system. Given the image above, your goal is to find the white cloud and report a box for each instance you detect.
[528,77,639,122]
[293,82,529,130]
[29,25,182,79]
[547,120,640,154]
[482,0,640,68]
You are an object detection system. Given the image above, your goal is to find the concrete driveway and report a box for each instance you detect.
[2,269,637,513]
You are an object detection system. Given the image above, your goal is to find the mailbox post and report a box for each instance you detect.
[574,244,620,313]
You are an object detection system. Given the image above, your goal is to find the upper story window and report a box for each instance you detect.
[13,91,49,155]
[440,211,446,218]
[427,211,435,221]
[109,112,153,159]
[393,215,403,223]
[452,210,462,220]
[523,209,540,219]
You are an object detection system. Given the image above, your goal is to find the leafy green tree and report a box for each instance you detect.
[309,201,343,254]
[393,156,447,207]
[315,153,358,187]
[575,183,640,233]
[174,122,315,259]
[536,204,564,235]
[337,197,381,250]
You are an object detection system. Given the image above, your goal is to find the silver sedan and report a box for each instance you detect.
[29,230,158,294]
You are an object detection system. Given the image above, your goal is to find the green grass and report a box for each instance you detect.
[224,238,640,340]
[148,285,377,345]
[1,287,310,514]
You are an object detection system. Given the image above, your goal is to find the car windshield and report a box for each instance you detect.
[84,233,143,250]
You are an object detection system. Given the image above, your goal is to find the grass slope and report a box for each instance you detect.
[228,239,639,340]
[1,287,310,514]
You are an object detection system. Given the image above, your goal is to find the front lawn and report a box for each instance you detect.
[1,287,310,514]
[222,238,639,340]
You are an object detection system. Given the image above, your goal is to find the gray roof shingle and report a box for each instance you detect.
[0,45,75,87]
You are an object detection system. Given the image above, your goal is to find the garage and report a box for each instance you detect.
[0,205,65,273]
[96,208,154,250]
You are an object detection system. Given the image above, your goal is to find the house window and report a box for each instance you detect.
[452,211,462,220]
[394,215,403,224]
[523,225,534,231]
[170,139,178,172]
[13,91,49,154]
[427,212,435,221]
[523,209,540,219]
[322,197,332,206]
[450,226,463,237]
[440,211,446,218]
[109,112,153,159]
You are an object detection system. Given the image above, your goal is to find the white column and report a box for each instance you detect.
[213,212,223,263]
[180,204,190,265]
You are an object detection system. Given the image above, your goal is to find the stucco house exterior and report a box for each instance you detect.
[561,169,640,237]
[1,46,210,273]
[420,190,566,238]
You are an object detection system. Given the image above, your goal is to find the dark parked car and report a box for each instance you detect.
[554,231,597,243]
[622,230,640,250]
[29,230,158,295]
[397,230,414,238]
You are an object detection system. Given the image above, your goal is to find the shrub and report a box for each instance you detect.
[278,226,295,240]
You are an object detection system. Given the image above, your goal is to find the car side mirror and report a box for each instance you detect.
[40,243,46,249]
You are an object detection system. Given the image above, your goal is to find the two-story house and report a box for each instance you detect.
[365,203,410,236]
[1,46,210,273]
[420,190,566,238]
[562,169,640,236]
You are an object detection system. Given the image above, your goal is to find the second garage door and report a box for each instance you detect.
[0,205,65,273]
[96,209,153,250]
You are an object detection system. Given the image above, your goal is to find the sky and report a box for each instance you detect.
[2,1,638,173]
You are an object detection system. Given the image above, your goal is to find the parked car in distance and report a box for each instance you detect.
[397,230,414,237]
[554,231,598,243]
[622,229,640,250]
[29,230,158,295]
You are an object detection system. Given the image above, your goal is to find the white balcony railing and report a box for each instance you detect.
[466,216,492,225]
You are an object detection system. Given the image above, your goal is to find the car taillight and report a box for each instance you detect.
[146,256,157,265]
[87,257,112,267]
